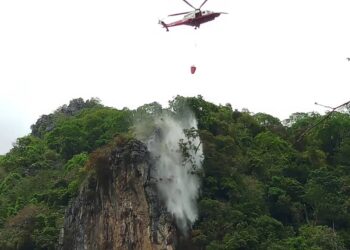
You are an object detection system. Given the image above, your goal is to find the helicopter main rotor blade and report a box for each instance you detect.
[182,0,196,10]
[199,0,209,9]
[168,11,192,16]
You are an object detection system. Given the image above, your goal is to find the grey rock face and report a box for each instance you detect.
[59,139,176,250]
[31,114,56,138]
[31,98,100,138]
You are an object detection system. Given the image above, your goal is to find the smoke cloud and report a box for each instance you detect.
[135,111,203,233]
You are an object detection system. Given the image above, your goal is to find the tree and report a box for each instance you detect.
[304,169,346,226]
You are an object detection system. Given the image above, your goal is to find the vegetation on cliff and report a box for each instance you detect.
[1,96,350,249]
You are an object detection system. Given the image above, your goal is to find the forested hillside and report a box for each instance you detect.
[1,96,350,249]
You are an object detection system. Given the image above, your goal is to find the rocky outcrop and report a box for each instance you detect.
[59,140,176,250]
[31,98,100,137]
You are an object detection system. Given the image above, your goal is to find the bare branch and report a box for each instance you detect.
[296,100,350,142]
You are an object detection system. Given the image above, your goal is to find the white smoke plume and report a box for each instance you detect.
[135,111,203,233]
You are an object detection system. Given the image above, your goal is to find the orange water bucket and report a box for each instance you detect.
[191,65,196,74]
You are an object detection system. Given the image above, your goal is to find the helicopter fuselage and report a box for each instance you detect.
[160,11,222,31]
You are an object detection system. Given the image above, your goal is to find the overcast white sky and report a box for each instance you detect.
[1,0,350,154]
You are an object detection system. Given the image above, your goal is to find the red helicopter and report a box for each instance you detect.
[159,0,227,31]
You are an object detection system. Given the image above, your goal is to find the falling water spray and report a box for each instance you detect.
[135,111,203,234]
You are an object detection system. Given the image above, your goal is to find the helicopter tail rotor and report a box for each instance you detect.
[159,20,169,32]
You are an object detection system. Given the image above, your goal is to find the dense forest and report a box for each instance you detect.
[1,96,350,249]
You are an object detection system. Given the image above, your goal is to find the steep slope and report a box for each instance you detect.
[59,139,176,250]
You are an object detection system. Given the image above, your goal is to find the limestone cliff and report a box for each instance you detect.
[59,140,177,250]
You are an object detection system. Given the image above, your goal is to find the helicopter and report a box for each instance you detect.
[159,0,227,31]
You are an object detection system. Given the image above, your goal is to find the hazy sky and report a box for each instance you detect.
[1,0,350,154]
